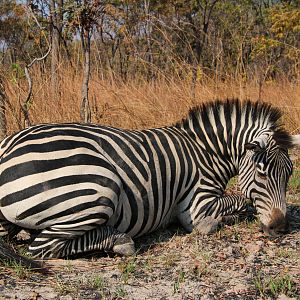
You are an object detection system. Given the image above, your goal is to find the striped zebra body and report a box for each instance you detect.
[0,100,297,259]
[0,124,200,236]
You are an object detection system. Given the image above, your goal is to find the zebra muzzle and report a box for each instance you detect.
[261,208,289,236]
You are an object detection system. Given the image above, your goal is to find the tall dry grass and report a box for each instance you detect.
[4,66,300,135]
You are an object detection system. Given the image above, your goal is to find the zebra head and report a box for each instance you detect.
[238,132,298,236]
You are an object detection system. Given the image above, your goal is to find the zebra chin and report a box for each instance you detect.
[260,208,289,237]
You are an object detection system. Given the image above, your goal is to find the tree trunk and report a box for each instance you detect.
[0,77,7,140]
[144,0,153,79]
[50,0,62,102]
[80,27,91,123]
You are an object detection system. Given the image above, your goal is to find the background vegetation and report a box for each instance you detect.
[0,2,299,299]
[0,0,299,135]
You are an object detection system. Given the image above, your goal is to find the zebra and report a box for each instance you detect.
[0,99,299,260]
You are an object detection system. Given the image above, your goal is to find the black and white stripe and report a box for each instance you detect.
[0,99,296,258]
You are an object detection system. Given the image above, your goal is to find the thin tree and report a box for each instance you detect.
[0,75,7,140]
[21,3,51,128]
[22,45,51,128]
[79,1,92,123]
[189,0,220,100]
[66,0,103,123]
[50,0,63,102]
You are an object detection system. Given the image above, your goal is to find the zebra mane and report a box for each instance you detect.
[176,98,292,149]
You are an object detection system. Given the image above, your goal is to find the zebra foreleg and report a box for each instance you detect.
[181,194,248,234]
[28,226,135,259]
[219,203,256,225]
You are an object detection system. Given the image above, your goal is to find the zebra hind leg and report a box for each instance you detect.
[29,226,135,259]
[0,219,22,239]
[0,219,44,270]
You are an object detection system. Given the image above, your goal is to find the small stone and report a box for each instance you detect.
[266,249,275,258]
[16,230,31,241]
[245,242,261,253]
[277,294,297,300]
[60,295,73,300]
[246,253,255,263]
[200,294,215,300]
[224,246,233,256]
[36,287,59,300]
[233,283,248,293]
[256,240,264,247]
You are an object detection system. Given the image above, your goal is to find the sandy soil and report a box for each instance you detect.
[0,203,299,300]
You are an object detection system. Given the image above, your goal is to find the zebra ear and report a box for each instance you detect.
[291,134,300,147]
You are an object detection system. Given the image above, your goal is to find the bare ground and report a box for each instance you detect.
[0,202,299,300]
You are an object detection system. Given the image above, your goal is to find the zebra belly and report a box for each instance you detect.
[109,180,181,238]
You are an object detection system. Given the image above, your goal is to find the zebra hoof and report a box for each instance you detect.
[195,216,219,235]
[112,236,135,256]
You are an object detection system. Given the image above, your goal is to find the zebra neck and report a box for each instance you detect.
[173,127,237,193]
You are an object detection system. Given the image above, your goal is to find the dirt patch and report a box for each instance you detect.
[0,204,299,300]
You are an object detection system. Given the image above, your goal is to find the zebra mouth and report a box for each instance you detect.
[260,223,279,237]
[260,223,288,237]
[259,211,290,237]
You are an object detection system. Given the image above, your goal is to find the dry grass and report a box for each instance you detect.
[4,67,300,135]
[2,66,300,298]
